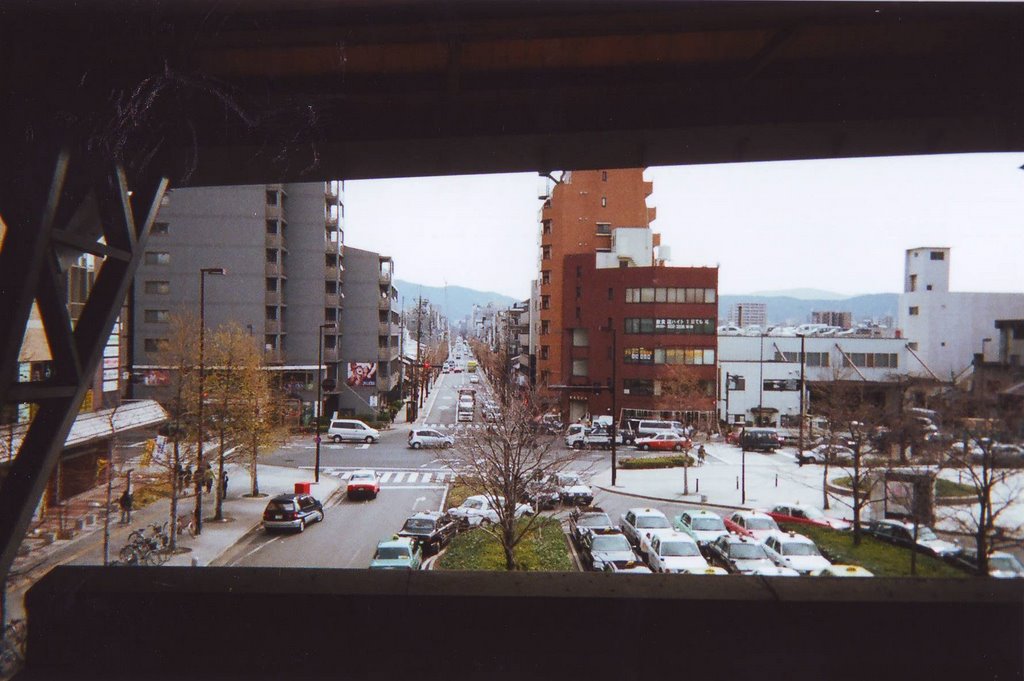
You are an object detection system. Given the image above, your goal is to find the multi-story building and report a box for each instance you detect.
[811,310,853,328]
[334,248,401,417]
[131,181,346,412]
[899,247,1024,381]
[535,169,658,390]
[726,302,767,329]
[536,169,717,425]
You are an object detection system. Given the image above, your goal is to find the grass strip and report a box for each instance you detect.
[437,517,573,571]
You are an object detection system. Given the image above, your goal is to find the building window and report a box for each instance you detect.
[624,347,715,365]
[575,306,581,319]
[572,328,589,347]
[623,379,654,396]
[575,286,582,299]
[540,345,549,360]
[266,190,278,206]
[909,306,919,316]
[763,379,800,392]
[542,245,552,260]
[542,220,552,235]
[726,374,746,391]
[541,320,550,335]
[144,251,170,265]
[572,359,589,377]
[608,287,614,301]
[842,353,899,368]
[541,271,551,285]
[602,171,608,182]
[619,260,629,268]
[325,308,337,322]
[325,280,337,294]
[541,296,550,310]
[909,274,917,292]
[576,265,582,278]
[143,309,170,324]
[266,220,278,235]
[267,278,278,292]
[266,249,278,263]
[151,222,169,236]
[596,222,611,235]
[908,342,919,351]
[324,335,337,349]
[264,335,277,351]
[265,306,278,320]
[624,318,715,335]
[926,285,933,291]
[930,251,945,260]
[144,338,168,353]
[144,280,170,295]
[601,196,607,207]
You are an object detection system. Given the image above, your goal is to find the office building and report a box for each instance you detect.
[726,302,767,329]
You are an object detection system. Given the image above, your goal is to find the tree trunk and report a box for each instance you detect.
[502,522,517,571]
[822,459,830,510]
[215,429,226,520]
[169,438,180,550]
[102,442,114,565]
[250,431,259,496]
[683,461,689,495]
[851,446,862,547]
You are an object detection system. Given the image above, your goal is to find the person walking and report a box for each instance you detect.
[118,487,134,524]
[204,463,214,494]
[220,472,229,500]
[697,445,707,466]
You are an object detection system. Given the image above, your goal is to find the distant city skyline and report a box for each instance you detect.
[344,153,1024,300]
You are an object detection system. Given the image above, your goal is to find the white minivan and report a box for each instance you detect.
[327,419,380,444]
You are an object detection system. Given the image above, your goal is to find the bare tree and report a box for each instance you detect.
[655,364,709,494]
[234,333,283,497]
[437,389,580,570]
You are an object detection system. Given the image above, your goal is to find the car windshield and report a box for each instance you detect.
[691,518,725,531]
[916,528,939,542]
[267,501,294,512]
[375,547,410,560]
[729,544,767,559]
[352,473,374,481]
[799,507,825,520]
[989,556,1024,573]
[591,535,631,552]
[558,474,583,486]
[402,518,435,532]
[636,516,671,529]
[744,518,777,531]
[782,543,820,557]
[580,515,612,527]
[661,542,700,557]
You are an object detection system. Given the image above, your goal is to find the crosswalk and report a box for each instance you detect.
[321,468,453,486]
[420,423,490,431]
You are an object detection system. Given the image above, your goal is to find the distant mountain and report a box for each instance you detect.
[747,288,850,301]
[393,279,520,322]
[718,293,899,326]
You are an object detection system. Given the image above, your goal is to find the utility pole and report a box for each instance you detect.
[610,325,618,487]
[416,294,424,410]
[798,334,806,455]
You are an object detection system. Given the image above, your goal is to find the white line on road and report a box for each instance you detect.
[379,472,394,483]
[380,485,446,490]
[235,536,280,565]
[412,496,426,510]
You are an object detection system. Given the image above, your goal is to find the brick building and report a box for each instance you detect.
[535,168,717,425]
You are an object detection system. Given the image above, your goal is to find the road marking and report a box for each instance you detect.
[379,472,394,483]
[235,536,280,565]
[356,444,369,450]
[380,485,446,490]
[412,496,426,510]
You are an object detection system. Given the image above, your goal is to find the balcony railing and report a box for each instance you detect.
[378,345,397,361]
[322,347,339,363]
[377,297,394,310]
[263,349,285,364]
[264,320,282,334]
[324,293,341,308]
[265,204,282,220]
[326,265,341,280]
[265,290,283,306]
[265,262,285,277]
[378,322,393,336]
[378,271,392,285]
[325,185,339,203]
[265,233,284,249]
[325,239,339,255]
[326,215,339,230]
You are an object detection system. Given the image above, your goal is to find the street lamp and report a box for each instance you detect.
[195,267,226,536]
[599,323,618,486]
[315,322,337,483]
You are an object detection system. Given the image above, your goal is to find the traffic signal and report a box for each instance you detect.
[424,362,430,370]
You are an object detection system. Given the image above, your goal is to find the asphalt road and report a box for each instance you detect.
[217,485,447,568]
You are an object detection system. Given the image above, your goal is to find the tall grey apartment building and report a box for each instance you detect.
[335,247,402,417]
[131,182,347,414]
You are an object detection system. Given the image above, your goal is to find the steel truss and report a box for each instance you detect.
[0,152,167,583]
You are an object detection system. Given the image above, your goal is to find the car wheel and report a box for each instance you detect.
[573,442,583,450]
[365,436,374,444]
[298,519,306,533]
[332,435,342,444]
[372,491,378,500]
[640,444,649,451]
[480,517,492,527]
[444,441,453,448]
[673,444,683,452]
[412,442,422,450]
[317,511,325,523]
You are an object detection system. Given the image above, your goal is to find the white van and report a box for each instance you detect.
[326,419,380,444]
[637,420,681,438]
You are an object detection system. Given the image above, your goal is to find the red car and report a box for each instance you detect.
[633,432,693,452]
[766,504,850,530]
[347,469,380,500]
[725,430,742,445]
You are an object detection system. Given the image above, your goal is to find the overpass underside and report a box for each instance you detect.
[1,2,1023,678]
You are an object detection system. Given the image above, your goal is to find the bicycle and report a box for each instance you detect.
[176,514,197,538]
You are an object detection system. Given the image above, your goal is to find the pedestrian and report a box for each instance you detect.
[697,445,707,466]
[176,463,185,489]
[220,472,229,499]
[183,465,193,490]
[118,487,134,524]
[204,463,214,494]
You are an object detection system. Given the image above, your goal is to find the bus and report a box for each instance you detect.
[466,360,478,373]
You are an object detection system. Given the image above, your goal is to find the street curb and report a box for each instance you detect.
[593,484,755,512]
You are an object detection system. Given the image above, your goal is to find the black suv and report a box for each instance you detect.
[396,511,460,554]
[261,493,325,533]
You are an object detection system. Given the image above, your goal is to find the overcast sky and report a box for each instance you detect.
[345,153,1024,301]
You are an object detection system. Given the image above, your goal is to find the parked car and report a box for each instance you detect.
[725,511,781,541]
[447,495,533,526]
[811,564,874,577]
[620,507,673,549]
[707,535,778,574]
[369,536,423,570]
[952,549,1024,578]
[633,432,692,452]
[523,476,561,510]
[643,532,708,573]
[797,444,854,465]
[261,493,325,533]
[347,469,381,500]
[579,529,639,571]
[568,508,615,544]
[766,503,850,531]
[469,374,480,384]
[762,532,832,574]
[864,519,961,558]
[740,428,781,452]
[673,510,729,549]
[327,418,380,444]
[548,472,593,505]
[408,428,454,449]
[396,511,459,555]
[725,429,742,445]
[602,560,653,574]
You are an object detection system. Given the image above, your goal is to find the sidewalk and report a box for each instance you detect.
[6,463,340,620]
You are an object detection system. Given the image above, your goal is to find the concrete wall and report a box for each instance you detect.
[24,566,1024,681]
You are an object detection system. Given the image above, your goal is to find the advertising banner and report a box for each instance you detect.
[346,362,377,387]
